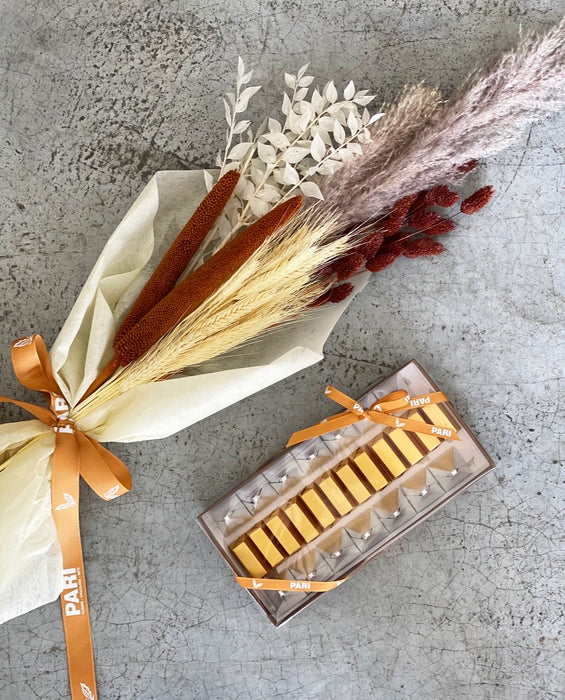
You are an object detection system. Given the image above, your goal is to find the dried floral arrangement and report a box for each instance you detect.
[0,20,564,700]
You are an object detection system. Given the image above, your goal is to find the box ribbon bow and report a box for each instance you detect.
[287,385,460,446]
[236,384,459,595]
[0,334,131,700]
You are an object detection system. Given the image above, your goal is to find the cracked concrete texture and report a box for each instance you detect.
[0,0,564,698]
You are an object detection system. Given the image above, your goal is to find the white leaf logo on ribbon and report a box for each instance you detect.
[395,418,406,428]
[81,683,95,700]
[55,493,76,510]
[13,335,33,348]
[252,579,264,589]
[103,484,120,500]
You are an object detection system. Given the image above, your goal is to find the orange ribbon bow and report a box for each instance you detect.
[287,385,460,446]
[0,334,131,700]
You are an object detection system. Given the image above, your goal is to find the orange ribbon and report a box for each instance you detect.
[235,576,345,592]
[287,385,460,446]
[0,334,131,700]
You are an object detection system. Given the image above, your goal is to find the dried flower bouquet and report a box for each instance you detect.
[0,20,563,700]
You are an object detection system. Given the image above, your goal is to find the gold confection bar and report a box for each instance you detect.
[284,502,320,542]
[300,488,336,528]
[334,463,372,504]
[231,541,267,578]
[230,401,460,575]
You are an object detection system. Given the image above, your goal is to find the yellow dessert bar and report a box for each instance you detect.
[284,502,319,542]
[231,541,267,577]
[265,514,301,554]
[388,428,425,465]
[335,463,372,504]
[318,475,354,516]
[371,438,406,477]
[353,452,388,491]
[421,403,456,434]
[249,527,284,567]
[300,489,336,528]
[408,411,441,450]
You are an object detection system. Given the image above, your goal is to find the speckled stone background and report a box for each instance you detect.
[1,1,564,698]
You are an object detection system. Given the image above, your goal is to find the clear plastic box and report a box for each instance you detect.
[197,360,494,625]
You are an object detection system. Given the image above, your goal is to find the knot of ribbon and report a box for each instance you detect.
[0,334,131,700]
[287,385,460,447]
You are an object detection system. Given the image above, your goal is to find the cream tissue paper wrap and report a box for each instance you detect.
[0,170,369,625]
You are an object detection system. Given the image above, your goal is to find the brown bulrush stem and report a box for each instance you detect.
[114,196,303,366]
[79,171,241,403]
[115,170,240,345]
[79,356,121,402]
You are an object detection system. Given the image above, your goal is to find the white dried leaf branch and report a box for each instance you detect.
[188,59,383,270]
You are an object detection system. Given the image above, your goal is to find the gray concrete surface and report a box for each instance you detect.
[1,1,564,698]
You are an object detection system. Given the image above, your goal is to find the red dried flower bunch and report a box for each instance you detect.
[317,162,495,304]
[460,186,495,214]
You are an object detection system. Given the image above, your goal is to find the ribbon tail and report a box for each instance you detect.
[51,430,98,700]
[75,431,131,500]
[286,412,361,447]
[0,394,56,426]
[11,334,61,396]
[366,411,460,441]
[234,576,346,592]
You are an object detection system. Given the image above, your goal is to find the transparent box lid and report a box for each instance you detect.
[197,360,495,626]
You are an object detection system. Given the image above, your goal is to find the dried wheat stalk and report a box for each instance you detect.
[72,209,356,419]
